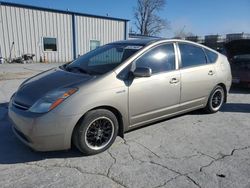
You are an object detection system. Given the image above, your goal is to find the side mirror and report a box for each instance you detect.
[133,67,152,77]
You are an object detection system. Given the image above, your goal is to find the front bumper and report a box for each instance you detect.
[8,100,81,152]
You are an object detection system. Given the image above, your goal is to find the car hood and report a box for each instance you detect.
[224,39,250,59]
[14,68,94,107]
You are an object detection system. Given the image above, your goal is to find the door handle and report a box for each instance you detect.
[208,70,214,75]
[170,78,179,84]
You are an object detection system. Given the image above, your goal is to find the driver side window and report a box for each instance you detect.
[135,43,176,74]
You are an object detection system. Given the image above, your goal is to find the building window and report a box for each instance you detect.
[90,40,100,51]
[43,37,57,51]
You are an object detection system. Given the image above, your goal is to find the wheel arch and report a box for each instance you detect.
[217,83,227,103]
[91,105,124,138]
[71,105,124,148]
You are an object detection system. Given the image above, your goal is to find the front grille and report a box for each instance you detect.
[13,101,29,110]
[13,127,31,143]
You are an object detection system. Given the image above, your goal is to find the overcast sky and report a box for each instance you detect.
[2,0,250,37]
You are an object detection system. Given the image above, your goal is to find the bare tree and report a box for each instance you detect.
[134,0,168,36]
[174,26,194,39]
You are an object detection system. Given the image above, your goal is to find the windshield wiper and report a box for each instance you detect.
[65,65,103,75]
[66,66,92,75]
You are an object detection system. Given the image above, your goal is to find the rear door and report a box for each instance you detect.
[177,43,217,110]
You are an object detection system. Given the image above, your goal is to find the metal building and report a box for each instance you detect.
[226,33,250,42]
[0,2,128,63]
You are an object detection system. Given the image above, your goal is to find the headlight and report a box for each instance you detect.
[29,88,78,113]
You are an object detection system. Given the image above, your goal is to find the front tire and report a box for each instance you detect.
[73,109,118,155]
[204,85,225,113]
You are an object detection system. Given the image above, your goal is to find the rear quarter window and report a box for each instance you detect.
[204,49,218,63]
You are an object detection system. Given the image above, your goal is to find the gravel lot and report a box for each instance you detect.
[0,63,250,188]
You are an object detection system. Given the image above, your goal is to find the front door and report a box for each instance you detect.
[128,43,181,127]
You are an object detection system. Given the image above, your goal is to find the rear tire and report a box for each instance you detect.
[73,109,118,155]
[204,85,225,113]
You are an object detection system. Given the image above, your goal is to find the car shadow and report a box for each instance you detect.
[189,102,250,115]
[0,102,83,165]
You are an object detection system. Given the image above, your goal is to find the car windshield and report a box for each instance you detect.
[65,44,143,75]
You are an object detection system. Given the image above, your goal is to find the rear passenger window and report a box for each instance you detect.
[135,44,176,74]
[179,43,207,68]
[204,48,218,63]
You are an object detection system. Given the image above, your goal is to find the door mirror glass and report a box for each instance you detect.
[133,67,152,77]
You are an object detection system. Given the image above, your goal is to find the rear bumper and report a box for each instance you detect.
[8,100,81,152]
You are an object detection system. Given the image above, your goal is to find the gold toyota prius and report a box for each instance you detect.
[8,39,232,155]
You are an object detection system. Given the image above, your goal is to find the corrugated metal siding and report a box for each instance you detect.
[76,16,125,56]
[0,4,73,62]
[0,4,126,62]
